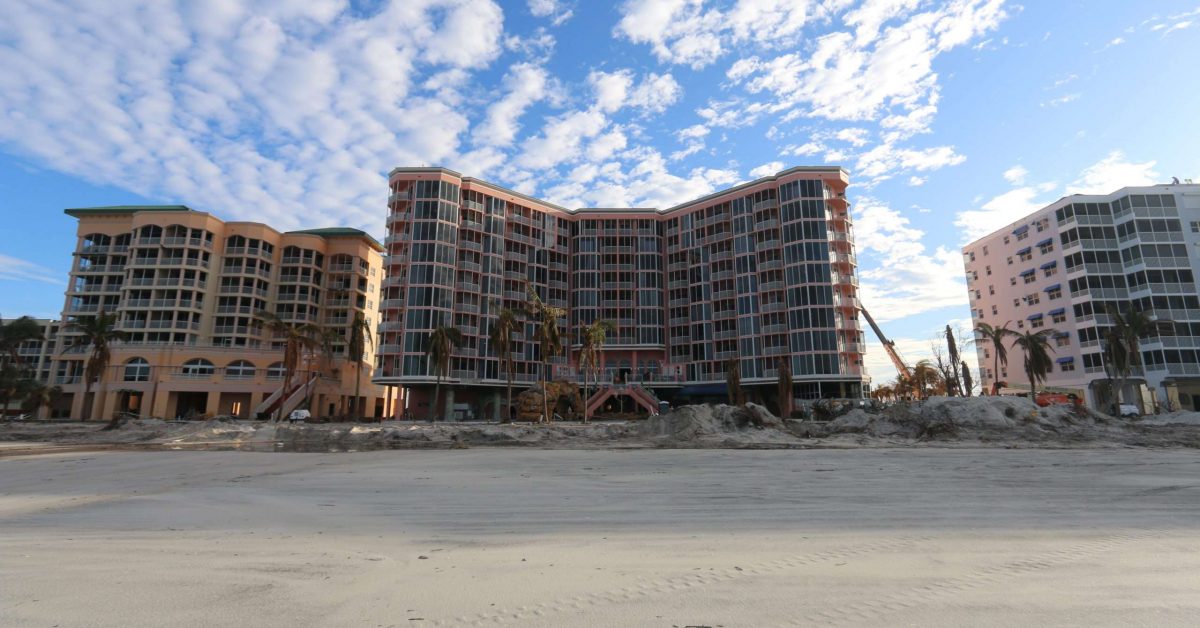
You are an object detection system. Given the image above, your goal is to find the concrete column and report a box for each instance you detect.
[205,392,221,417]
[249,391,264,418]
[100,390,121,422]
[90,388,108,422]
[491,390,501,422]
[443,387,455,422]
[70,390,88,421]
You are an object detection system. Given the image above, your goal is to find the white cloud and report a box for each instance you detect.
[627,73,684,114]
[955,151,1160,243]
[528,0,574,25]
[907,176,926,186]
[1041,93,1080,108]
[749,161,784,178]
[835,127,870,147]
[0,253,63,285]
[614,0,815,69]
[853,196,969,323]
[476,63,551,147]
[588,70,682,114]
[0,0,508,233]
[1067,150,1159,194]
[676,124,710,141]
[855,143,965,181]
[1002,165,1028,185]
[516,109,609,170]
[783,142,825,157]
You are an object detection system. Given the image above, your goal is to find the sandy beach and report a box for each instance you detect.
[2,447,1199,627]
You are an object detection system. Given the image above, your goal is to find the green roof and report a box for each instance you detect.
[64,205,194,217]
[285,227,384,251]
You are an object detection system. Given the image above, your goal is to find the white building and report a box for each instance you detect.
[962,182,1200,412]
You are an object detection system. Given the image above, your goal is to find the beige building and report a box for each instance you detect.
[54,205,392,421]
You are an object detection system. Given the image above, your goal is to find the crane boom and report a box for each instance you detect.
[859,305,912,380]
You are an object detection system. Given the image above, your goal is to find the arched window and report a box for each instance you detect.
[124,357,150,382]
[180,358,215,377]
[266,362,286,380]
[225,360,256,379]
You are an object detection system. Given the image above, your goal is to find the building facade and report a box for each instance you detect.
[1,318,64,417]
[376,166,866,419]
[962,183,1200,411]
[54,206,392,421]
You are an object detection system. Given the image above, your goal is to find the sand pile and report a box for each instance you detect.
[641,403,801,447]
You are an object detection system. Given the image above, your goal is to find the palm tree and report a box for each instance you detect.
[910,360,943,399]
[973,321,1015,395]
[1009,329,1059,397]
[945,325,962,396]
[0,364,35,416]
[489,307,518,423]
[578,319,614,423]
[776,357,793,417]
[0,315,44,367]
[725,358,744,406]
[525,286,565,423]
[66,311,127,423]
[21,383,63,418]
[960,360,974,397]
[425,326,463,422]
[1104,305,1173,408]
[346,313,373,420]
[257,311,323,421]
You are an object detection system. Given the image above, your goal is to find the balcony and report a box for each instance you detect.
[381,299,405,309]
[457,281,481,292]
[760,281,785,292]
[756,218,780,230]
[760,302,788,313]
[761,324,789,334]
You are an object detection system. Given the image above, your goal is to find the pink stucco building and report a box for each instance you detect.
[375,166,866,420]
[962,183,1200,412]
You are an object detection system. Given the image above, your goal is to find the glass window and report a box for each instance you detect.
[124,358,150,382]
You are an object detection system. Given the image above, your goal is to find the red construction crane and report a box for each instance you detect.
[859,305,912,383]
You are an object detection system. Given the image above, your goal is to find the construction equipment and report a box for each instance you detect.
[859,305,912,382]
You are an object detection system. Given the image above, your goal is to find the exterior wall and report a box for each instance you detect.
[55,206,392,420]
[377,166,866,411]
[963,183,1200,411]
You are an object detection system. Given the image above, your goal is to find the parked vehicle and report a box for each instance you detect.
[1034,392,1080,408]
[288,409,311,424]
[1118,403,1141,419]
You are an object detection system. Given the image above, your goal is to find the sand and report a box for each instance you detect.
[2,447,1200,627]
[8,396,1200,453]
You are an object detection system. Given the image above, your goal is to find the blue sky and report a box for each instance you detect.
[2,0,1198,384]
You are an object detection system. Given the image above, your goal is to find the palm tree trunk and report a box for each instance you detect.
[542,359,550,423]
[583,364,590,425]
[504,361,513,424]
[992,353,1000,396]
[354,362,362,420]
[1028,366,1036,398]
[431,375,442,423]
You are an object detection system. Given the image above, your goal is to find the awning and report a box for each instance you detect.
[1054,332,1071,338]
[1040,261,1057,269]
[1016,246,1032,255]
[1013,225,1029,235]
[1056,356,1075,364]
[1027,313,1043,320]
[1043,283,1061,292]
[1020,269,1036,276]
[1037,238,1053,246]
[1048,307,1066,315]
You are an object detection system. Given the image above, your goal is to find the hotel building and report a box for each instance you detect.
[376,166,867,419]
[962,183,1200,411]
[0,318,64,417]
[54,205,391,420]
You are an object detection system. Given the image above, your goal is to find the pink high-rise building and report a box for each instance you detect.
[376,166,866,420]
